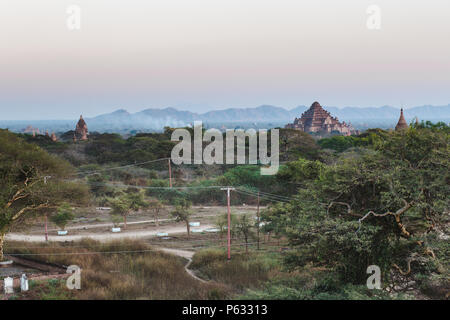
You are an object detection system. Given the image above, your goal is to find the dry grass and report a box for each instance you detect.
[190,248,280,292]
[5,239,231,300]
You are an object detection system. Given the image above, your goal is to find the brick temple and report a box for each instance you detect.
[395,108,408,131]
[286,101,358,136]
[75,115,88,140]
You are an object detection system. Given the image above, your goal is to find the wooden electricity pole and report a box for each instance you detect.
[257,191,260,250]
[44,214,48,242]
[44,176,51,242]
[221,187,235,260]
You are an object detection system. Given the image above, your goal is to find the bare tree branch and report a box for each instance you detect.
[11,202,51,222]
[357,199,414,237]
[327,201,362,217]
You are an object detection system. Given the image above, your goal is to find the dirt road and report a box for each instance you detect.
[6,224,215,243]
[157,248,207,283]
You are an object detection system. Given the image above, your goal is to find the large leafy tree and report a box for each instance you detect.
[108,190,148,229]
[215,212,238,246]
[50,203,75,231]
[148,199,163,226]
[0,130,89,261]
[267,125,449,288]
[235,214,255,253]
[171,199,192,238]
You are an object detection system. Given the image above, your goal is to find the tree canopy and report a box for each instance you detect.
[265,125,449,287]
[0,129,89,260]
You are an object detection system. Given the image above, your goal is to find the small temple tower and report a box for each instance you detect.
[395,108,408,131]
[75,115,88,141]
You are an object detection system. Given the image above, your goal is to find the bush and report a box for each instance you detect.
[191,249,277,291]
[50,203,75,230]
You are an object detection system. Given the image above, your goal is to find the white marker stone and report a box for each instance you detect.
[20,274,29,292]
[4,277,13,294]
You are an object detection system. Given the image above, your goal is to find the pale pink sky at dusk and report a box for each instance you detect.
[1,0,449,119]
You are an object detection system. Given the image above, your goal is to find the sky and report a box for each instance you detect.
[1,0,449,120]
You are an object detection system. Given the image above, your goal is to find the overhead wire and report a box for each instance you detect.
[5,240,287,256]
[77,158,171,177]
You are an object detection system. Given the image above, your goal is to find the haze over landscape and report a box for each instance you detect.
[0,103,449,134]
[1,0,449,120]
[0,1,448,304]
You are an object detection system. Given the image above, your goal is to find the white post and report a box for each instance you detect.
[20,274,29,292]
[4,277,14,294]
[221,187,235,260]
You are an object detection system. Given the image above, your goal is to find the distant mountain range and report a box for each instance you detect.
[1,104,449,134]
[86,104,450,130]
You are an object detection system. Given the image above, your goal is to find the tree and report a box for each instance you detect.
[110,214,122,228]
[271,126,449,287]
[215,212,238,246]
[126,190,149,213]
[108,190,147,229]
[50,203,75,231]
[214,214,227,242]
[170,200,192,238]
[0,130,89,261]
[235,214,255,253]
[278,128,321,161]
[148,199,163,226]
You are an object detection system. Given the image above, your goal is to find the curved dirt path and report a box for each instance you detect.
[158,248,207,283]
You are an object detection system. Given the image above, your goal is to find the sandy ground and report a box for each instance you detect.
[5,205,260,282]
[8,205,260,242]
[6,223,216,242]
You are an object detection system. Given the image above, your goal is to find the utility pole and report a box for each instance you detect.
[221,187,235,260]
[43,176,51,242]
[44,214,48,242]
[168,158,172,188]
[257,191,260,250]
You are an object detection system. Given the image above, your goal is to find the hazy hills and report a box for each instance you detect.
[87,104,450,131]
[1,104,449,134]
[90,104,450,123]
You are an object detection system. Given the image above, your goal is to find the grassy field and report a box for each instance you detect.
[4,239,232,300]
[5,237,432,300]
[190,249,281,292]
[4,239,286,300]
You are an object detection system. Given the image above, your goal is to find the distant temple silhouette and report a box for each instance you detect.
[285,101,358,136]
[395,108,409,131]
[75,115,88,140]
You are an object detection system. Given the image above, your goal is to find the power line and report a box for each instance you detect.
[83,180,294,204]
[4,235,263,250]
[84,180,293,202]
[235,191,290,204]
[5,240,286,256]
[235,189,291,203]
[75,157,291,177]
[237,188,293,201]
[77,158,171,176]
[86,182,227,190]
